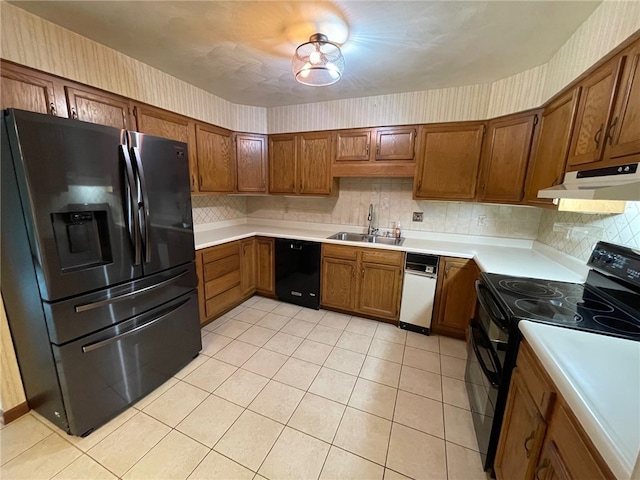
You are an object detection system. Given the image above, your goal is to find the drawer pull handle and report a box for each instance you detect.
[606,116,618,145]
[524,430,536,458]
[534,458,550,480]
[594,124,603,147]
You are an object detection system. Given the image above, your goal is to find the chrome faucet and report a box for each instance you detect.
[367,203,378,235]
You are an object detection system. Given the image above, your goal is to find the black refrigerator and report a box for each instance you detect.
[1,109,201,436]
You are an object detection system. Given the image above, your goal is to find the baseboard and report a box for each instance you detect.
[2,402,29,425]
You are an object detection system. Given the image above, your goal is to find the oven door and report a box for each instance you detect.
[465,281,510,462]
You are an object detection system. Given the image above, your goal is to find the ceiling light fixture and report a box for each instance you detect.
[292,33,345,86]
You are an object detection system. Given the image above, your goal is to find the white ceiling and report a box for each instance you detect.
[11,1,601,108]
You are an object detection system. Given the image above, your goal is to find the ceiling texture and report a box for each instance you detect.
[11,1,601,108]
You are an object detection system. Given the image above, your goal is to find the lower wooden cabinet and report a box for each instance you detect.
[432,257,479,338]
[255,237,275,296]
[240,238,256,297]
[321,244,403,322]
[495,341,614,480]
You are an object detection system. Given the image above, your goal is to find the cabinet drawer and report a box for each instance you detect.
[361,248,404,267]
[323,244,358,261]
[518,342,556,419]
[202,242,239,264]
[204,270,241,299]
[203,254,240,282]
[205,284,242,318]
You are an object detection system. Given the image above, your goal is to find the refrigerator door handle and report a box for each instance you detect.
[120,145,141,265]
[81,297,189,353]
[131,146,151,264]
[74,269,190,313]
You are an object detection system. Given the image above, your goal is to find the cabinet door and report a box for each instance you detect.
[195,251,206,325]
[604,41,640,164]
[235,133,267,193]
[567,57,625,169]
[321,257,357,311]
[375,126,416,161]
[65,86,133,129]
[256,237,274,295]
[134,105,198,192]
[0,61,59,115]
[524,89,581,207]
[334,129,371,162]
[414,123,485,201]
[269,134,297,194]
[298,132,333,195]
[535,441,572,480]
[357,262,402,320]
[432,257,479,338]
[495,369,547,480]
[478,112,538,203]
[196,123,235,193]
[240,238,256,296]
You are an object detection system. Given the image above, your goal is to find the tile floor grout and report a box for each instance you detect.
[3,297,485,480]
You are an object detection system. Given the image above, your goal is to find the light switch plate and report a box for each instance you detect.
[412,212,424,222]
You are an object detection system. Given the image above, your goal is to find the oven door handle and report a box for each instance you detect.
[469,319,502,388]
[475,281,509,332]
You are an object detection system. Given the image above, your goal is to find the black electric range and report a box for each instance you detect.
[466,241,640,476]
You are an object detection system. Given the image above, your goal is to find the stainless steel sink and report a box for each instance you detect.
[328,232,404,246]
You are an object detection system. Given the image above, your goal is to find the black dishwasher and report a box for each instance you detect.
[275,239,321,309]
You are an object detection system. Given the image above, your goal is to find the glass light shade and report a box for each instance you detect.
[292,33,344,86]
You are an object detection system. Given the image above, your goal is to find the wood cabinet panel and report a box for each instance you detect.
[202,242,239,264]
[269,134,297,194]
[360,249,404,267]
[65,86,132,129]
[240,239,256,296]
[205,270,241,298]
[524,89,581,207]
[375,126,416,161]
[323,244,359,261]
[321,257,357,311]
[298,132,333,195]
[495,369,547,480]
[334,129,371,162]
[256,237,274,295]
[604,41,640,164]
[357,262,402,320]
[196,123,234,193]
[0,62,59,115]
[535,440,572,480]
[432,257,479,338]
[195,251,206,325]
[567,57,624,168]
[478,111,538,204]
[206,285,242,319]
[235,133,267,193]
[414,123,485,201]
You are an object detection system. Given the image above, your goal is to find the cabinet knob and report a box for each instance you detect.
[606,116,618,146]
[71,107,78,120]
[523,430,536,458]
[49,102,57,116]
[534,458,550,480]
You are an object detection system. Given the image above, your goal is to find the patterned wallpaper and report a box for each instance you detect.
[0,2,268,133]
[486,64,547,118]
[538,202,640,261]
[191,195,247,225]
[247,178,542,240]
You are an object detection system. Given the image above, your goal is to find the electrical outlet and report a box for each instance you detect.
[477,215,487,226]
[412,211,424,222]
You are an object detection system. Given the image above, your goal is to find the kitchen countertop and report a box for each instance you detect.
[519,321,640,480]
[194,221,586,282]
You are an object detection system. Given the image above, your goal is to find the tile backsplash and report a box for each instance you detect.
[246,178,542,239]
[191,195,246,225]
[537,202,640,261]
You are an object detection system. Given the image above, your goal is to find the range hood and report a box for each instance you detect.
[538,163,640,201]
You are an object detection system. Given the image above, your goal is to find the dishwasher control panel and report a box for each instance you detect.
[405,253,439,277]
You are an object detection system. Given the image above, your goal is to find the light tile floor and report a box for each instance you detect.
[1,297,489,480]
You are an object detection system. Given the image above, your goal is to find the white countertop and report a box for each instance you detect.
[519,321,640,480]
[194,220,586,282]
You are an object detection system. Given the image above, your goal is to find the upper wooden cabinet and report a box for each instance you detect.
[270,132,336,196]
[269,134,297,194]
[65,86,133,129]
[524,88,581,207]
[235,133,267,193]
[133,105,198,192]
[432,257,479,339]
[332,126,417,177]
[196,123,235,193]
[0,61,60,116]
[477,111,539,204]
[602,40,640,165]
[413,122,485,201]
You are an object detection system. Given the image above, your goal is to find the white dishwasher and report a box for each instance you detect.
[399,253,439,335]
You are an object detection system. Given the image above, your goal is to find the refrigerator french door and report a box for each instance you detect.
[1,109,201,436]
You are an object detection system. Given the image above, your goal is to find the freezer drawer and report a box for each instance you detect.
[52,290,201,436]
